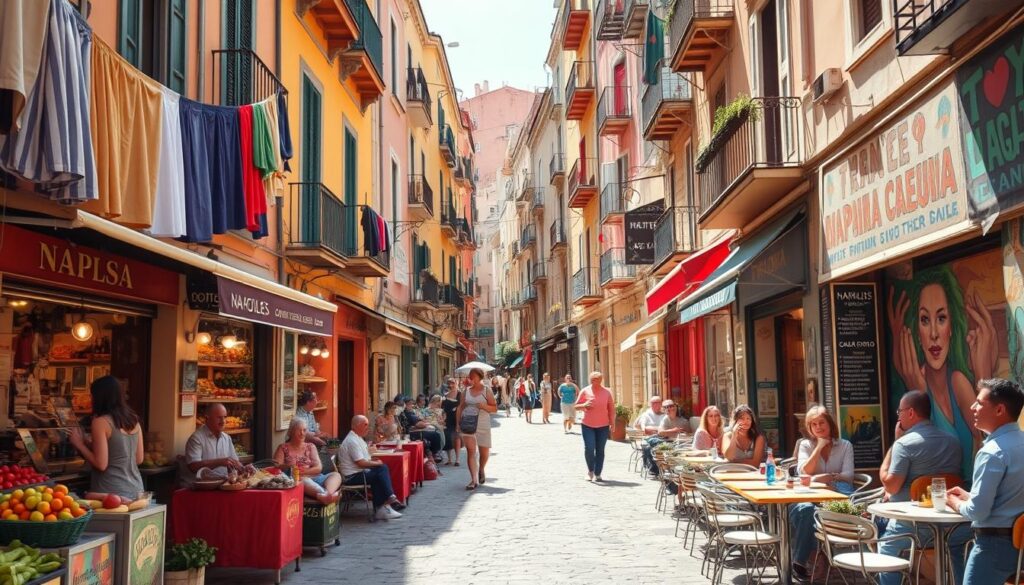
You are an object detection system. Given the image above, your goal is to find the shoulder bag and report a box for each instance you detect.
[460,405,479,434]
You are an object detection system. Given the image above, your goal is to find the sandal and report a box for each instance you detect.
[454,461,460,467]
[479,470,486,484]
[465,483,477,491]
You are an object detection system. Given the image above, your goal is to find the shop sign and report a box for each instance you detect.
[624,199,664,265]
[217,277,333,337]
[957,25,1024,230]
[185,272,219,312]
[679,282,736,324]
[828,283,884,469]
[820,83,969,279]
[0,224,178,305]
[738,219,807,306]
[128,510,164,585]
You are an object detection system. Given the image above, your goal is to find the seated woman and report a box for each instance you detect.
[693,406,725,454]
[790,406,856,580]
[273,418,341,504]
[374,401,401,442]
[425,395,446,429]
[721,405,765,466]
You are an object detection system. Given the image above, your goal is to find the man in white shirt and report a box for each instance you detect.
[635,396,668,477]
[183,403,242,485]
[339,415,404,521]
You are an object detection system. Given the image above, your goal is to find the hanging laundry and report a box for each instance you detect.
[376,212,388,254]
[361,206,380,256]
[0,0,95,202]
[178,97,212,242]
[0,0,50,133]
[259,95,285,200]
[277,91,293,172]
[149,87,186,238]
[238,104,266,233]
[84,37,162,227]
[203,103,247,234]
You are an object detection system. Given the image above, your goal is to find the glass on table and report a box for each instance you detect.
[931,486,948,513]
[931,477,947,493]
[799,474,812,487]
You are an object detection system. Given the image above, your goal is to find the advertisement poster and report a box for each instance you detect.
[886,247,1010,478]
[839,404,883,468]
[756,381,779,417]
[820,83,969,280]
[70,539,114,585]
[957,25,1024,230]
[128,510,165,585]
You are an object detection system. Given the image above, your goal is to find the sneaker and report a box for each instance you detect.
[594,476,603,482]
[374,506,393,521]
[382,505,403,519]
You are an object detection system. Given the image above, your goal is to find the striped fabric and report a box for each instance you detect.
[0,0,95,203]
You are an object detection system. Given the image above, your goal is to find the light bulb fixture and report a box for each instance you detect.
[7,300,28,308]
[72,319,94,342]
[310,347,321,357]
[320,349,330,358]
[299,345,309,355]
[220,335,238,349]
[196,332,212,345]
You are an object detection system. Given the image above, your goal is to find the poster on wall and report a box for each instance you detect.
[829,283,884,468]
[957,25,1024,231]
[886,246,1010,479]
[1005,218,1024,383]
[820,83,970,281]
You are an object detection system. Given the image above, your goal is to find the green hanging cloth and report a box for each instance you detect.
[644,14,665,85]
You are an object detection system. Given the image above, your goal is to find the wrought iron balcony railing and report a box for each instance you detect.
[212,49,285,106]
[571,267,600,302]
[408,174,434,217]
[600,248,636,284]
[653,206,699,267]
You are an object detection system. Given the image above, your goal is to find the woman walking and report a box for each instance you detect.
[523,374,537,424]
[442,380,461,466]
[457,368,497,490]
[576,371,615,482]
[539,373,553,424]
[558,374,580,433]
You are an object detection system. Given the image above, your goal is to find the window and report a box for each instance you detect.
[857,0,883,40]
[118,0,188,93]
[391,159,399,222]
[390,19,398,95]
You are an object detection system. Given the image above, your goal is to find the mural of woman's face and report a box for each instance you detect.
[918,283,952,370]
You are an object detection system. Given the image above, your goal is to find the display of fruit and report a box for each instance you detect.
[198,344,251,364]
[80,491,149,513]
[0,466,49,491]
[0,540,66,583]
[0,485,87,522]
[214,373,253,390]
[141,433,168,468]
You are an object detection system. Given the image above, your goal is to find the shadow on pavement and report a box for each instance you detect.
[593,479,641,487]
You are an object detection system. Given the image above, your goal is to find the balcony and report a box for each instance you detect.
[456,218,476,250]
[550,85,564,120]
[599,182,626,224]
[668,0,734,74]
[295,0,359,58]
[642,67,692,141]
[455,158,472,186]
[597,86,632,136]
[411,271,441,312]
[518,171,535,206]
[520,224,537,253]
[439,124,457,168]
[549,153,566,187]
[600,248,636,288]
[894,0,1006,56]
[531,189,546,216]
[548,305,566,332]
[521,285,538,304]
[572,267,602,306]
[561,0,592,52]
[696,97,804,229]
[506,290,521,309]
[407,174,434,220]
[441,198,458,238]
[439,284,464,313]
[212,49,285,106]
[532,262,548,284]
[510,241,520,259]
[343,204,391,277]
[623,0,649,38]
[566,61,596,120]
[406,67,432,127]
[567,157,598,208]
[340,0,385,108]
[550,219,568,253]
[652,206,699,275]
[285,184,388,277]
[596,0,625,40]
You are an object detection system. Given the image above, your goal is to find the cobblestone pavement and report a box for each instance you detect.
[206,412,751,584]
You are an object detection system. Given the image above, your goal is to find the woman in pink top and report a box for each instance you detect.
[576,371,616,482]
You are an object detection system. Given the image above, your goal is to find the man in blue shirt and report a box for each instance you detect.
[947,378,1024,584]
[877,390,968,585]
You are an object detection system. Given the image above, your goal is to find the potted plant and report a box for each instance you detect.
[611,405,633,442]
[165,538,217,585]
[695,93,761,173]
[822,500,866,517]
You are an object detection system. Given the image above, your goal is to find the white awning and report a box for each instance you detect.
[620,308,667,353]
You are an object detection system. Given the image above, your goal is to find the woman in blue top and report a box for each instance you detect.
[888,266,996,479]
[558,374,580,434]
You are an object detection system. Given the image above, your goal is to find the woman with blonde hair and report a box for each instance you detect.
[692,405,725,453]
[273,418,341,504]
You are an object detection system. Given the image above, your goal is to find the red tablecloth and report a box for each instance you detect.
[171,486,302,570]
[376,451,411,504]
[380,440,425,484]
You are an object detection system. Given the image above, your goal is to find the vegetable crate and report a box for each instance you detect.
[85,506,165,585]
[301,500,340,556]
[42,532,115,585]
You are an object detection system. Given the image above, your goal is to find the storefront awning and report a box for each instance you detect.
[334,297,415,342]
[620,308,667,352]
[508,355,524,368]
[645,231,736,315]
[68,210,338,317]
[677,208,803,325]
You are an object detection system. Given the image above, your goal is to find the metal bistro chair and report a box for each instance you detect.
[708,463,757,477]
[816,509,917,585]
[626,429,647,474]
[909,474,962,501]
[698,484,778,585]
[676,468,708,553]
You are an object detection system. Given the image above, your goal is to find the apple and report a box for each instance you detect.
[102,494,121,509]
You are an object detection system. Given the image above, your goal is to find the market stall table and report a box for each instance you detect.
[378,440,425,486]
[171,485,303,584]
[375,450,412,505]
[868,501,970,585]
[720,479,848,584]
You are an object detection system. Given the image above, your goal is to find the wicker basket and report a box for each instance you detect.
[0,509,93,547]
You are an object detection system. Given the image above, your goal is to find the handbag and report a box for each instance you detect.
[460,406,479,434]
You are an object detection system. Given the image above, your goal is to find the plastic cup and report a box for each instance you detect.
[800,474,811,487]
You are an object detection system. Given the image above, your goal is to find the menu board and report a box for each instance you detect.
[829,283,885,468]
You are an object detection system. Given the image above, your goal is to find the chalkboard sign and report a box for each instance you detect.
[624,200,664,265]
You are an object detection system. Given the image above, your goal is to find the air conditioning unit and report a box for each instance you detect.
[812,68,842,103]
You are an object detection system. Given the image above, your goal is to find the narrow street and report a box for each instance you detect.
[206,411,744,585]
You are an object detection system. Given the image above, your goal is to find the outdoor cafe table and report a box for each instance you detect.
[719,479,848,585]
[378,440,426,486]
[374,450,413,504]
[868,501,970,585]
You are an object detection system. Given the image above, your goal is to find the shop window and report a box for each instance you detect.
[195,317,254,461]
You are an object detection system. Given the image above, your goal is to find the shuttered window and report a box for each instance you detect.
[300,75,322,243]
[343,128,358,253]
[859,0,882,39]
[118,1,141,67]
[167,0,187,93]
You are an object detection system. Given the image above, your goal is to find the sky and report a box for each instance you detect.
[419,0,556,97]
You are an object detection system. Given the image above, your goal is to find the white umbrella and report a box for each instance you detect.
[454,361,495,375]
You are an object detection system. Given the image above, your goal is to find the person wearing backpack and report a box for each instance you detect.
[457,368,497,491]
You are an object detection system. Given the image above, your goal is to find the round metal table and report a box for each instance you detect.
[868,501,970,585]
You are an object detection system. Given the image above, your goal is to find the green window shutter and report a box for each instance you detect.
[300,76,322,244]
[167,0,187,93]
[401,346,416,395]
[343,128,358,254]
[119,0,141,66]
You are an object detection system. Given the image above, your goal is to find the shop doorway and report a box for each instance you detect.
[337,340,354,436]
[749,297,805,457]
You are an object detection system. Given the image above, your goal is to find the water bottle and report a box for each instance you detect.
[765,448,777,485]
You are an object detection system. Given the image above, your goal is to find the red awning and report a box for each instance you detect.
[458,337,474,352]
[645,231,736,315]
